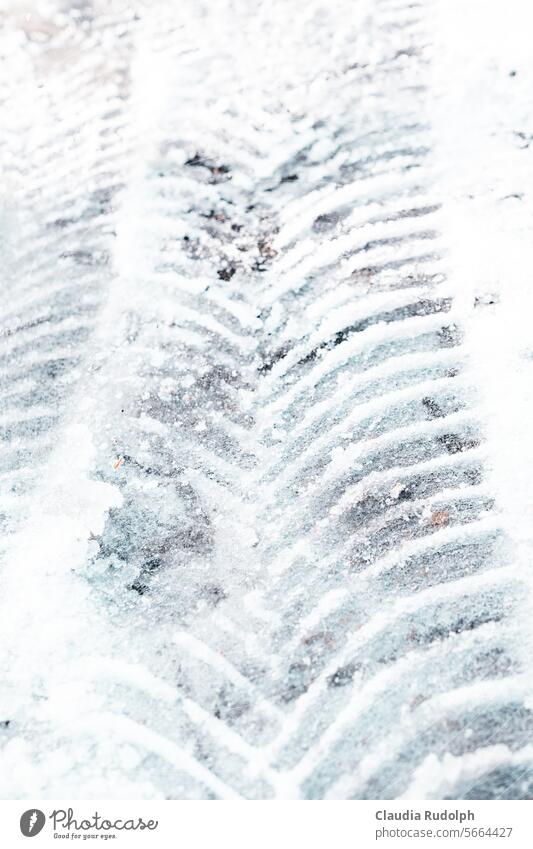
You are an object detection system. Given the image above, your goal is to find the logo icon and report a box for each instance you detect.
[20,810,46,837]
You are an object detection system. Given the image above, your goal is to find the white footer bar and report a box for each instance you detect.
[1,800,530,848]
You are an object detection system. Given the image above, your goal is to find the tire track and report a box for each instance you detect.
[0,0,530,799]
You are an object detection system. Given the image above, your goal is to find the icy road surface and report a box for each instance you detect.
[1,0,533,799]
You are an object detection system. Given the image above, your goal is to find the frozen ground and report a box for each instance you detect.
[1,0,533,799]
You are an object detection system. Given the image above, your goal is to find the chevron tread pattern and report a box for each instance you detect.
[1,0,531,800]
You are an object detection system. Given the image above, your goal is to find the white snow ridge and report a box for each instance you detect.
[1,0,533,800]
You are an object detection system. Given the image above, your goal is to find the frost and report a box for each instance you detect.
[1,0,533,801]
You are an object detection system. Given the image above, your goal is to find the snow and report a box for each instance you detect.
[1,0,533,801]
[430,0,533,733]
